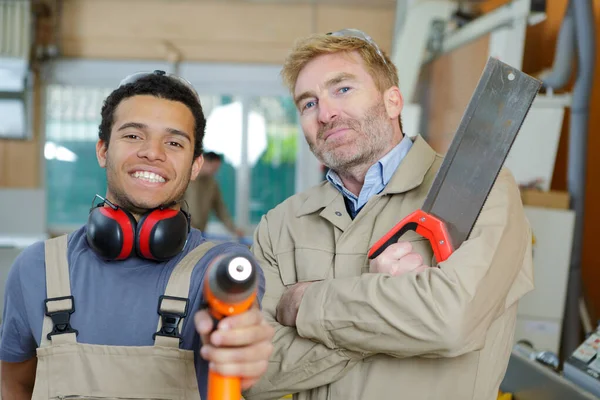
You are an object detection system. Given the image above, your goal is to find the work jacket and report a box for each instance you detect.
[244,135,534,400]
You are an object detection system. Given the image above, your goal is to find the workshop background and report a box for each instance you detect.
[1,0,600,398]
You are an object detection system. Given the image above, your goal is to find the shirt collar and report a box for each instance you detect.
[325,134,413,191]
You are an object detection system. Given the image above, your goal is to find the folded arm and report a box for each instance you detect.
[242,217,364,400]
[296,170,534,359]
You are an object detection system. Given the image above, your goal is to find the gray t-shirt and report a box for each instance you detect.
[0,226,265,398]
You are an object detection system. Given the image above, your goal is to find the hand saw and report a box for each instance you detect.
[368,57,541,262]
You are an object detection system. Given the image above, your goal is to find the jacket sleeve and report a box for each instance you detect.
[212,185,237,233]
[295,169,534,359]
[242,214,363,400]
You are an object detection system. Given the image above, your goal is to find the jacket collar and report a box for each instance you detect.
[296,135,437,217]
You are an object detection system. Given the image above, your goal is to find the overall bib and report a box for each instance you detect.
[32,235,214,400]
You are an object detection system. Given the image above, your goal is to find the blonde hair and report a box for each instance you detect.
[281,32,400,96]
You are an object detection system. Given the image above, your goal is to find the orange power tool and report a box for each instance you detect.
[203,252,258,400]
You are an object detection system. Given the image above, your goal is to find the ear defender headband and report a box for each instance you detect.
[86,195,191,262]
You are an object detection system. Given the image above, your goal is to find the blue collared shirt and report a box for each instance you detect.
[326,135,413,218]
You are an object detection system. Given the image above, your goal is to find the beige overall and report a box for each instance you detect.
[32,235,214,400]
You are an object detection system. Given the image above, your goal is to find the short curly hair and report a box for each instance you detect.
[98,73,206,159]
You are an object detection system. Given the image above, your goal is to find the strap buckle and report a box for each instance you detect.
[153,295,189,344]
[44,295,78,340]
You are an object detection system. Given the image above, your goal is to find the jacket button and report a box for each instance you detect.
[335,211,342,216]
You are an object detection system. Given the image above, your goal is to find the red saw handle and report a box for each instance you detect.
[368,209,454,263]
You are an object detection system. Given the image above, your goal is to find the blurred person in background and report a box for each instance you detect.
[185,151,245,238]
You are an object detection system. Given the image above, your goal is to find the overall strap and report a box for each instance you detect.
[154,241,216,348]
[40,235,78,347]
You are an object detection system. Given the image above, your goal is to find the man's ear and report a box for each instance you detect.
[96,140,108,168]
[190,155,204,181]
[383,86,404,120]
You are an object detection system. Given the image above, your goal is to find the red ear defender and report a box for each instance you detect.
[86,203,136,260]
[86,195,190,262]
[136,208,190,261]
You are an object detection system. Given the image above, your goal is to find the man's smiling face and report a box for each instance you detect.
[96,94,202,216]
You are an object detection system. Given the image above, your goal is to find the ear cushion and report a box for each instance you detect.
[86,206,136,260]
[136,209,189,261]
[180,209,192,233]
[135,211,152,259]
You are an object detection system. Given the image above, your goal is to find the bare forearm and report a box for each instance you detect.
[1,358,38,400]
[1,381,34,400]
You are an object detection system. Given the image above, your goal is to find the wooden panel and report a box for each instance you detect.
[58,0,396,63]
[0,139,39,187]
[61,0,395,64]
[61,1,312,42]
[424,35,490,153]
[580,0,600,322]
[59,0,314,63]
[60,39,297,64]
[477,0,512,13]
[315,5,396,54]
[222,0,397,6]
[0,74,41,188]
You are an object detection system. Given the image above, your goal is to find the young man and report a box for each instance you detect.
[185,151,245,237]
[244,29,534,400]
[0,71,274,399]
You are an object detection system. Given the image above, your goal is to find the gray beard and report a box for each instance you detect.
[309,102,393,175]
